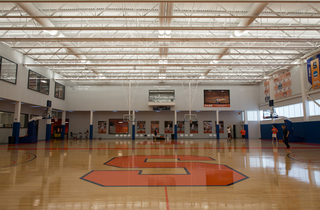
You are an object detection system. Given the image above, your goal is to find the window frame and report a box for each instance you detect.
[0,56,18,85]
[54,82,65,100]
[0,110,28,128]
[27,69,50,95]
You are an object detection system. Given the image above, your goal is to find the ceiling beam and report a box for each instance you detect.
[1,15,320,19]
[34,58,294,61]
[2,37,319,42]
[11,46,317,49]
[54,70,268,73]
[55,77,262,81]
[25,63,297,67]
[49,68,272,71]
[25,53,301,56]
[1,0,319,3]
[2,26,320,30]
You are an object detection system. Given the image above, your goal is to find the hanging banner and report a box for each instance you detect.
[307,58,313,86]
[273,69,292,100]
[307,54,320,89]
[311,58,320,90]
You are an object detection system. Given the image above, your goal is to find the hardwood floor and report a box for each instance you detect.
[0,139,319,210]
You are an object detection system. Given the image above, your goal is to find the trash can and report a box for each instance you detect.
[8,136,15,144]
[171,134,175,140]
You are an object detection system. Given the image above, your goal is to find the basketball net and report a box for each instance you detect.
[54,117,58,123]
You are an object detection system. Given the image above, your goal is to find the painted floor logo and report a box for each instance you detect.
[80,155,248,187]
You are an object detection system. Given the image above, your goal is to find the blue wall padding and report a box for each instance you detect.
[132,124,135,140]
[174,124,177,140]
[303,121,320,143]
[12,122,20,144]
[19,121,37,143]
[216,124,220,139]
[244,124,249,139]
[61,125,65,139]
[260,121,320,143]
[46,124,51,141]
[90,124,93,139]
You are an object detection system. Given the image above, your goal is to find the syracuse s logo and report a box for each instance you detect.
[80,155,248,187]
[313,61,317,70]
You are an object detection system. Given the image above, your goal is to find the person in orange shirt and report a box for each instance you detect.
[271,125,278,142]
[239,128,246,140]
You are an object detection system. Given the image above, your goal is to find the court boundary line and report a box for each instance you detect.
[0,153,37,168]
[165,186,170,210]
[287,153,320,166]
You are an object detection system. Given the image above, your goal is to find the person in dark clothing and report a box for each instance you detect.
[282,125,290,152]
[154,130,157,140]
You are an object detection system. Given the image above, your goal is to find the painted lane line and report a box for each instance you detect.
[165,186,170,210]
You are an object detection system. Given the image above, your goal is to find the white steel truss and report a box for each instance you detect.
[0,1,319,84]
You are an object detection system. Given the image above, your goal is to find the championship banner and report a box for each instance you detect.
[273,69,292,100]
[311,58,320,90]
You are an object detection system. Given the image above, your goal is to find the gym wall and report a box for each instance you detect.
[66,110,257,139]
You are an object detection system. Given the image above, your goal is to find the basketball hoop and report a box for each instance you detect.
[184,114,197,122]
[123,114,134,122]
[53,117,58,123]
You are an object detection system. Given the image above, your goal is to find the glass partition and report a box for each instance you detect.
[109,119,128,134]
[0,111,28,128]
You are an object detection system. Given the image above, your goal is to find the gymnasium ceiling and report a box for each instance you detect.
[0,0,320,85]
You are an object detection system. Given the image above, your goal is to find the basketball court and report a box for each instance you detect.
[0,138,319,209]
[0,1,320,210]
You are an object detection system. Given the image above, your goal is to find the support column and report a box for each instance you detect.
[216,110,219,139]
[61,111,66,139]
[174,110,177,140]
[132,111,135,140]
[300,61,310,121]
[45,107,52,141]
[12,101,21,144]
[244,110,249,139]
[90,111,93,140]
